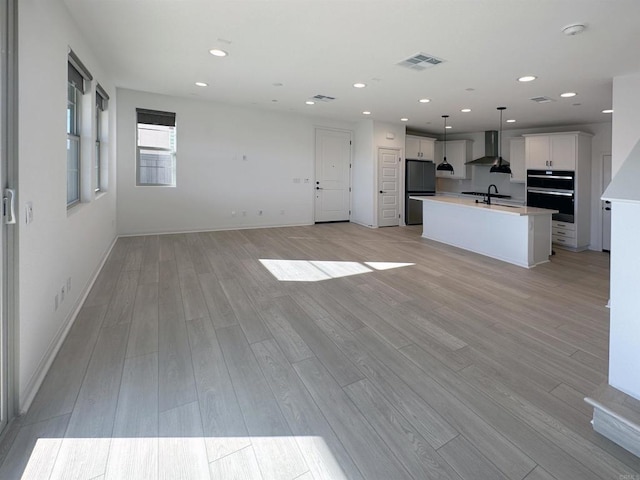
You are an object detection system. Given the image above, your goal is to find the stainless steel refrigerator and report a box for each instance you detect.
[405,160,436,225]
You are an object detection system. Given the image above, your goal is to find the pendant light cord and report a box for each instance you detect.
[443,115,448,160]
[498,108,503,159]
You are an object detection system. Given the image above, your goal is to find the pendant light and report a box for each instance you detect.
[436,115,454,173]
[490,107,512,174]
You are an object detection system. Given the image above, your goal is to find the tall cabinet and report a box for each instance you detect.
[523,131,592,250]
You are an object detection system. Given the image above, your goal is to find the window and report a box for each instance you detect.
[95,84,109,192]
[67,50,92,207]
[136,109,177,186]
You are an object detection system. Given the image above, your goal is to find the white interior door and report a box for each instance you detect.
[602,154,612,251]
[315,129,351,222]
[377,148,400,227]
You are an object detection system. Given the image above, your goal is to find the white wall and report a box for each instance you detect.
[612,73,640,175]
[351,120,406,228]
[116,89,354,235]
[352,120,374,227]
[18,0,117,410]
[607,72,640,400]
[437,122,612,249]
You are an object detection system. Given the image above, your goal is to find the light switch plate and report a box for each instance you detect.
[25,201,33,224]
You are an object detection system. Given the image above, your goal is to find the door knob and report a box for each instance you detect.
[605,207,611,211]
[316,186,323,190]
[379,190,385,194]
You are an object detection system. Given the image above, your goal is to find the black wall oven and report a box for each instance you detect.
[526,170,575,222]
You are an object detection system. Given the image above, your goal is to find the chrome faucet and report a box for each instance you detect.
[486,184,499,205]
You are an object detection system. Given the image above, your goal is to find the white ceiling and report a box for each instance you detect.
[63,0,640,135]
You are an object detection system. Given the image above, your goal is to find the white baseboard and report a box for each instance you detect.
[18,236,118,414]
[117,221,315,237]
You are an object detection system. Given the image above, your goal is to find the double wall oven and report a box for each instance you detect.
[526,170,575,222]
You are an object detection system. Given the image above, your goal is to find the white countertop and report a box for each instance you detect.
[410,195,557,217]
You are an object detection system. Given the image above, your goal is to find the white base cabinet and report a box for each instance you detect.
[435,139,472,179]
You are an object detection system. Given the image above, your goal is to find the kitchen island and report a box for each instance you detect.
[410,195,558,268]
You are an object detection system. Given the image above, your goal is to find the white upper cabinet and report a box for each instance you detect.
[509,137,526,183]
[525,133,577,170]
[435,139,472,179]
[406,135,435,160]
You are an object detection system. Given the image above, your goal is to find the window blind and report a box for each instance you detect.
[68,49,92,94]
[96,83,109,110]
[136,108,176,127]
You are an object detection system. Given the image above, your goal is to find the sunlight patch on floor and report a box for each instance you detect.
[259,259,414,282]
[22,435,348,480]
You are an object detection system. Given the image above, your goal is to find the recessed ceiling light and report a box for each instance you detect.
[560,92,577,98]
[518,75,537,82]
[465,88,475,91]
[506,119,516,123]
[602,109,614,114]
[305,101,315,105]
[419,98,431,103]
[273,83,284,87]
[461,108,471,113]
[362,111,371,115]
[353,83,366,88]
[400,118,408,122]
[195,82,208,87]
[209,48,228,57]
[445,125,452,129]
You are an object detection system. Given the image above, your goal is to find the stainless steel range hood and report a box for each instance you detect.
[465,130,509,166]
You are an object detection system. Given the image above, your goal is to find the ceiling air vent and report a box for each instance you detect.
[312,94,336,102]
[530,96,555,104]
[397,52,444,71]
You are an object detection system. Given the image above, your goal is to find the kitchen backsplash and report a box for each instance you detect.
[437,165,525,200]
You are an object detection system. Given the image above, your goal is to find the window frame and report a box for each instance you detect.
[67,50,92,208]
[135,109,177,187]
[95,84,108,193]
[67,82,81,207]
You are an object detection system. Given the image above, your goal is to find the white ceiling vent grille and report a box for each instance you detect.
[397,53,444,71]
[312,94,336,102]
[530,96,555,104]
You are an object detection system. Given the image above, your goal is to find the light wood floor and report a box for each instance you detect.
[1,223,638,479]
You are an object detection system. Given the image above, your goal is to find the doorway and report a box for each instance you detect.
[602,154,612,252]
[377,148,400,227]
[0,0,18,434]
[314,129,352,223]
